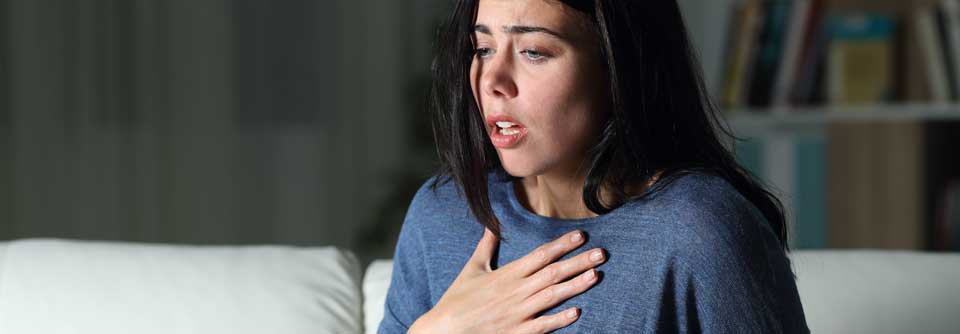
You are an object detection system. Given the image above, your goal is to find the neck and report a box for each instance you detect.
[513,169,662,220]
[515,169,598,220]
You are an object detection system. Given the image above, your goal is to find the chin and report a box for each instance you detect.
[501,165,534,178]
[497,152,545,178]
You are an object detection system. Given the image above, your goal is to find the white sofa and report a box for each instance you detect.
[1,239,958,334]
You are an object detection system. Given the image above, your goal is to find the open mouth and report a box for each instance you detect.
[485,115,528,148]
[494,121,523,135]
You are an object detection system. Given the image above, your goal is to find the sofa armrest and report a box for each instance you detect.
[792,250,960,333]
[0,239,363,334]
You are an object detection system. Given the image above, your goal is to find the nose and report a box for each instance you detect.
[479,52,518,100]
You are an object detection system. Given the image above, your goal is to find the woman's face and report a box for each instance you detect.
[470,0,608,178]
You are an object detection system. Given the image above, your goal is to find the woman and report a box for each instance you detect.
[379,0,809,333]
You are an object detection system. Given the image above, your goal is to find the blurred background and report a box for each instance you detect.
[1,0,959,266]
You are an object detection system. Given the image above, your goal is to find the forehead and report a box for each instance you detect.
[475,0,587,37]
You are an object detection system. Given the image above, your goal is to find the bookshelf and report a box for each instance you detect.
[699,0,960,251]
[721,105,960,252]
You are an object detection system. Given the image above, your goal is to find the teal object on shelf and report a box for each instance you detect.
[735,139,765,179]
[794,134,827,249]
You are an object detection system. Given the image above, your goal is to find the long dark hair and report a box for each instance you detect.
[428,0,790,250]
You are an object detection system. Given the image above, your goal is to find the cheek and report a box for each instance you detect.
[469,59,481,106]
[526,77,603,150]
[522,74,573,122]
[553,110,597,148]
[526,104,596,156]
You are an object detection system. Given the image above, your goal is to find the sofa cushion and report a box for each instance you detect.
[0,239,363,334]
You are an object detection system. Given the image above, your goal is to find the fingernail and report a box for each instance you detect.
[570,232,582,243]
[566,308,578,319]
[590,250,603,262]
[583,269,595,281]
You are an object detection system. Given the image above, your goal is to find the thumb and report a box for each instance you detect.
[469,227,499,272]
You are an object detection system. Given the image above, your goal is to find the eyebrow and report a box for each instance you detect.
[474,24,566,40]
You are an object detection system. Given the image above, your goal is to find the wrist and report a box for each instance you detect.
[409,310,446,334]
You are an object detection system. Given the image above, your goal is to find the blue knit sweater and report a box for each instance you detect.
[378,172,809,333]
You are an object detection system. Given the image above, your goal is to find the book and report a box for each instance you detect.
[916,6,951,103]
[826,14,896,105]
[748,0,794,107]
[722,0,768,109]
[720,0,960,106]
[790,3,830,106]
[718,1,747,100]
[940,0,960,100]
[772,0,818,107]
[934,2,960,101]
[696,0,740,99]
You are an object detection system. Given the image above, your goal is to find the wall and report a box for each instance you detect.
[0,0,446,262]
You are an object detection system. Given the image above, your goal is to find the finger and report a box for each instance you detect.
[521,269,598,316]
[517,248,605,296]
[502,230,585,278]
[469,228,499,271]
[515,307,579,334]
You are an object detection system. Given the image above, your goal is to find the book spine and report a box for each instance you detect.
[827,14,896,105]
[917,7,952,103]
[790,1,828,106]
[723,0,767,109]
[772,0,813,107]
[942,0,960,100]
[936,2,959,100]
[749,0,793,107]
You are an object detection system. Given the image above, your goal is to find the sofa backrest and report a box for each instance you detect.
[5,239,957,334]
[0,239,364,334]
[361,250,960,333]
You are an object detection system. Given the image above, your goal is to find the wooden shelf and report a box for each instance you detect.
[724,104,960,133]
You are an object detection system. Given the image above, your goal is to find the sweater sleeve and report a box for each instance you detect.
[377,185,436,334]
[667,242,809,334]
[658,190,810,333]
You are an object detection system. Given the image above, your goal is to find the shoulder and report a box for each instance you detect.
[645,171,763,225]
[636,174,804,333]
[405,174,469,221]
[393,175,485,288]
[405,171,509,223]
[400,174,479,239]
[641,172,781,264]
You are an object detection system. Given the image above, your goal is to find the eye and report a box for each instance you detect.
[520,49,547,62]
[475,47,494,59]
